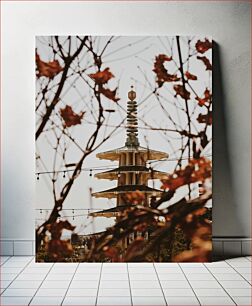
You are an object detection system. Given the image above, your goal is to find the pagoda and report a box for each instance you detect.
[90,87,168,245]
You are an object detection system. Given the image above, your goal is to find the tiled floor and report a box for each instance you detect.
[0,256,251,305]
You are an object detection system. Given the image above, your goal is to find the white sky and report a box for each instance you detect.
[36,36,212,236]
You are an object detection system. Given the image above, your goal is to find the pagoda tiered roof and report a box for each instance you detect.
[92,184,163,198]
[89,205,131,217]
[96,145,168,161]
[94,165,167,180]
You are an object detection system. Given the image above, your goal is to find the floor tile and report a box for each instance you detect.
[8,280,42,289]
[181,267,209,274]
[2,288,37,296]
[131,288,163,296]
[157,273,186,281]
[99,280,129,288]
[189,280,221,288]
[130,280,160,289]
[205,261,230,267]
[22,267,49,274]
[219,280,252,288]
[234,267,251,274]
[0,280,12,288]
[103,266,127,272]
[225,288,252,296]
[35,287,67,296]
[228,261,252,268]
[206,267,236,274]
[75,268,101,274]
[78,263,102,267]
[45,273,73,281]
[1,274,17,281]
[129,273,158,281]
[163,288,195,296]
[0,296,32,305]
[70,280,99,289]
[98,288,130,297]
[62,296,96,305]
[97,296,132,305]
[73,274,100,281]
[101,273,129,280]
[50,267,77,274]
[227,257,250,263]
[1,267,23,274]
[197,296,235,305]
[179,263,204,267]
[128,267,155,273]
[128,263,153,267]
[0,256,10,264]
[193,288,228,296]
[132,296,165,305]
[27,262,53,267]
[2,261,27,268]
[156,267,182,273]
[185,273,215,281]
[214,273,246,281]
[102,263,125,267]
[241,273,252,283]
[66,288,97,296]
[30,296,64,305]
[160,280,190,288]
[40,280,71,288]
[15,273,46,281]
[9,256,33,261]
[165,296,200,305]
[232,296,252,305]
[155,263,179,267]
[53,263,78,267]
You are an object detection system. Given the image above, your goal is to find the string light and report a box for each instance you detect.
[35,154,212,177]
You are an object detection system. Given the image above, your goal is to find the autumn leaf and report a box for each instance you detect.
[197,56,212,71]
[124,237,145,262]
[153,54,180,86]
[196,88,212,106]
[36,52,63,79]
[47,220,76,240]
[100,87,120,102]
[185,71,198,81]
[60,105,85,127]
[173,84,190,100]
[89,68,114,84]
[195,38,212,54]
[46,239,74,260]
[197,112,212,125]
[125,190,145,205]
[161,157,212,191]
[103,246,120,262]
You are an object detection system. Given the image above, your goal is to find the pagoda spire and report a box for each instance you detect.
[125,86,140,147]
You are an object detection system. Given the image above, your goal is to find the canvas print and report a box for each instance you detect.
[36,36,212,262]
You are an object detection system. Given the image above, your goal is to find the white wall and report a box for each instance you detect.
[1,1,251,242]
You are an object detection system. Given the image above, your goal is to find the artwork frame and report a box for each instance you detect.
[35,35,212,262]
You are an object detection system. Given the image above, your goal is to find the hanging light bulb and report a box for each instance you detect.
[63,171,66,178]
[89,169,93,177]
[36,174,40,180]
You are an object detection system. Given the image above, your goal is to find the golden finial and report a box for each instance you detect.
[128,86,136,101]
